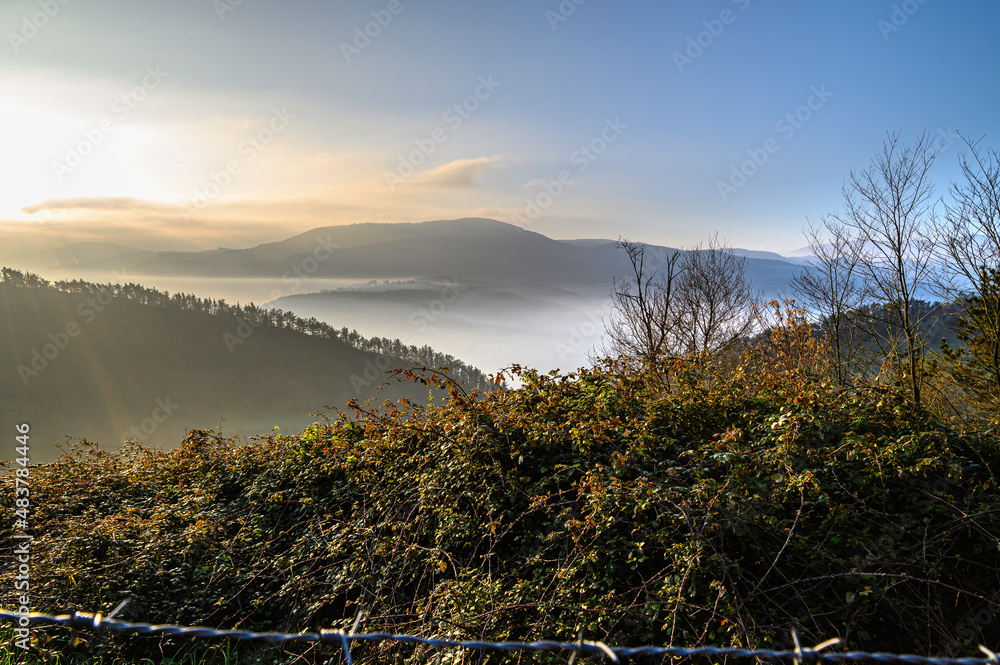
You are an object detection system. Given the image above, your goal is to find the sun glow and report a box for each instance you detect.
[0,98,69,219]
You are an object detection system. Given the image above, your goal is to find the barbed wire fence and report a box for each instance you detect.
[3,601,1000,665]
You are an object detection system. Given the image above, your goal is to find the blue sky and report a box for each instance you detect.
[1,0,997,253]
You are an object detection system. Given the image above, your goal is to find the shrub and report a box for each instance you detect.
[3,366,999,663]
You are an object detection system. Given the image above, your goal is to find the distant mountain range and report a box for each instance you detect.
[4,240,150,269]
[3,218,812,297]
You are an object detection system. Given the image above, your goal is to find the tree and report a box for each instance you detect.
[0,267,49,288]
[603,239,684,373]
[791,219,875,386]
[935,136,1000,416]
[674,234,758,361]
[603,235,758,379]
[937,135,1000,295]
[822,130,941,405]
[941,267,1000,417]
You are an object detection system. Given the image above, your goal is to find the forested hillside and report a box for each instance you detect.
[0,269,488,462]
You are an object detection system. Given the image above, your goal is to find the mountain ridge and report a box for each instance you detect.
[20,218,807,296]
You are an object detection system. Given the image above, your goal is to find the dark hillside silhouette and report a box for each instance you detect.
[0,274,486,463]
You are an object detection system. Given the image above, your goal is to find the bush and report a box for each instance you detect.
[4,365,1000,663]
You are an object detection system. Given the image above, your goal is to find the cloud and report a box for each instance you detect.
[2,190,511,252]
[22,197,179,214]
[412,156,502,188]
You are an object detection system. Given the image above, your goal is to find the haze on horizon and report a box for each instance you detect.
[1,0,998,256]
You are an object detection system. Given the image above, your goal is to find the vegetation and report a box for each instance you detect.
[0,269,490,392]
[0,272,491,464]
[3,343,1000,663]
[606,132,998,423]
[790,132,1000,419]
[939,267,1000,414]
[821,131,941,406]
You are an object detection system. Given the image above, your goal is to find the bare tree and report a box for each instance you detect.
[825,130,941,405]
[603,239,684,372]
[937,134,1000,293]
[603,235,758,377]
[935,135,1000,413]
[791,219,875,386]
[673,234,759,362]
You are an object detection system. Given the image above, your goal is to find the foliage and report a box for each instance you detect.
[0,267,49,289]
[3,363,999,664]
[740,299,834,389]
[940,267,1000,418]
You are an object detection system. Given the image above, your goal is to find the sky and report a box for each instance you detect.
[0,0,998,255]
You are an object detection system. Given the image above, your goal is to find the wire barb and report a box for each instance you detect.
[568,628,584,665]
[792,628,843,665]
[106,599,131,621]
[337,609,364,665]
[88,599,132,631]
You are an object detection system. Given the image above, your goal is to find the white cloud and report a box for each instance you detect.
[410,156,502,189]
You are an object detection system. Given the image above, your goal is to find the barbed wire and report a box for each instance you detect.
[2,602,999,665]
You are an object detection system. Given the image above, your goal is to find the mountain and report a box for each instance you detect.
[36,218,808,297]
[0,284,446,463]
[0,241,152,270]
[729,249,814,265]
[3,220,812,380]
[785,244,820,258]
[48,219,607,289]
[563,238,814,266]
